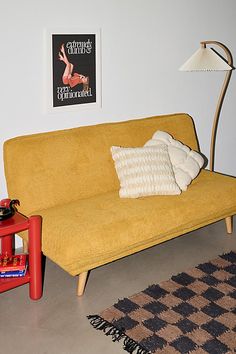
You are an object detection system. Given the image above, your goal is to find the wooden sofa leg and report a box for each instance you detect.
[77,271,89,296]
[225,216,233,234]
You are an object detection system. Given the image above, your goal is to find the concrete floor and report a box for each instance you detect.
[0,218,235,354]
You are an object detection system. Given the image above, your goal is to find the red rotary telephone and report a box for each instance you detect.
[0,199,20,221]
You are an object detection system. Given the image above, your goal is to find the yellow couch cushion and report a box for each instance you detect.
[4,113,198,215]
[34,170,236,275]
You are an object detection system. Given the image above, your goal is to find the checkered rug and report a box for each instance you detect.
[88,251,236,353]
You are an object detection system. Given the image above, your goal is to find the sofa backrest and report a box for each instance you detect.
[3,113,199,215]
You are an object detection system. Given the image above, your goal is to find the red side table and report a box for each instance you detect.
[0,200,42,300]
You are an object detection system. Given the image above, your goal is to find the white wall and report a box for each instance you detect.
[1,0,236,247]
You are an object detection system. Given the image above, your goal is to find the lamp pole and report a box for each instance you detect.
[201,41,233,171]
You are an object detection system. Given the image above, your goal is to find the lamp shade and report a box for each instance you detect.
[179,47,232,71]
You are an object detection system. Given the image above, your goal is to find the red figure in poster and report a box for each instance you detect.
[58,44,89,90]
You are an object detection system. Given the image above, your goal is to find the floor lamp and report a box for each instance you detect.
[179,41,233,171]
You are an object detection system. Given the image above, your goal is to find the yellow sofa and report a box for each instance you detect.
[3,113,236,296]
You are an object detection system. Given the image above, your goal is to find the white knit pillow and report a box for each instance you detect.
[145,131,204,191]
[111,145,181,198]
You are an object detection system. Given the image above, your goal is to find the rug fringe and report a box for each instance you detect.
[87,315,149,354]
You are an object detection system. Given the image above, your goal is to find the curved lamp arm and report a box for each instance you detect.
[201,41,233,171]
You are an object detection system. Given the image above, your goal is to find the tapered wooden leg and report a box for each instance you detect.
[23,239,28,253]
[225,216,233,234]
[77,271,88,296]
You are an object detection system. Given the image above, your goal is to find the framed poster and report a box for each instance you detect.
[45,29,101,112]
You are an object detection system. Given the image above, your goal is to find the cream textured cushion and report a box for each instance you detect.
[111,145,181,198]
[145,131,204,191]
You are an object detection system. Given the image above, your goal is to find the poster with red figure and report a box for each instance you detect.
[52,33,97,107]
